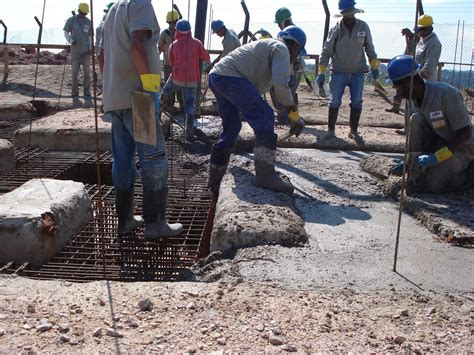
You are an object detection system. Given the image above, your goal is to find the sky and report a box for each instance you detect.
[1,0,473,63]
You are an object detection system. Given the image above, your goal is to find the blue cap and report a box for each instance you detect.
[278,25,307,56]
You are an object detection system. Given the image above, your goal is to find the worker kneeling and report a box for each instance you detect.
[207,25,306,194]
[388,55,474,194]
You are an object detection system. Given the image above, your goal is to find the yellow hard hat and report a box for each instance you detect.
[78,3,89,14]
[166,10,179,23]
[417,14,433,28]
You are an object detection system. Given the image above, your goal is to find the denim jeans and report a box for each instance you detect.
[208,73,274,149]
[110,108,168,191]
[160,79,196,116]
[329,72,364,110]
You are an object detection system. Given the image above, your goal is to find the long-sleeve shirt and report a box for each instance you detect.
[319,18,377,74]
[168,32,210,87]
[210,38,294,107]
[95,18,105,56]
[221,29,241,57]
[416,32,442,81]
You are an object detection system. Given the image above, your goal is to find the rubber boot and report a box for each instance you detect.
[115,188,143,236]
[185,114,195,141]
[348,107,363,143]
[254,133,294,193]
[327,107,339,137]
[207,144,232,194]
[143,188,183,240]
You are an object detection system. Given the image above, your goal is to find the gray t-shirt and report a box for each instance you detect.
[415,32,442,81]
[319,18,377,73]
[63,15,91,54]
[417,81,474,158]
[101,0,161,112]
[158,28,174,66]
[210,39,294,107]
[221,29,241,57]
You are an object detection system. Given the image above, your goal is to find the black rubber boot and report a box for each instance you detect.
[327,107,339,137]
[348,107,363,143]
[254,133,294,193]
[207,144,232,193]
[143,188,183,240]
[185,114,195,141]
[115,188,143,236]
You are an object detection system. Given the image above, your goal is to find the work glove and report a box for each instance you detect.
[371,68,380,80]
[388,161,404,176]
[316,73,326,89]
[140,73,161,112]
[288,111,305,138]
[417,146,453,168]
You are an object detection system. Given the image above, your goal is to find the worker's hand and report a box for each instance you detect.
[388,161,404,176]
[417,147,454,168]
[316,73,326,88]
[140,74,161,93]
[288,111,305,138]
[371,68,380,80]
[401,28,414,39]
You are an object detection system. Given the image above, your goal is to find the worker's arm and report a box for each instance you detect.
[130,30,151,74]
[158,32,167,53]
[98,48,104,74]
[419,39,441,79]
[319,26,337,68]
[63,17,73,44]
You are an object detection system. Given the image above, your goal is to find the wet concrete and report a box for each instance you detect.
[193,149,474,294]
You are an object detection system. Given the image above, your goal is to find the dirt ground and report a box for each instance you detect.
[0,64,473,352]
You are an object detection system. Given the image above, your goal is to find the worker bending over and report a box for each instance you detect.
[207,25,306,194]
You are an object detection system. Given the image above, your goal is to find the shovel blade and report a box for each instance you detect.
[132,90,157,146]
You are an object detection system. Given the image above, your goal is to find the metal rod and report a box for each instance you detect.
[240,0,250,45]
[322,0,330,44]
[57,11,74,109]
[451,20,460,86]
[457,21,465,88]
[417,0,424,15]
[467,50,473,89]
[0,20,7,44]
[393,1,420,273]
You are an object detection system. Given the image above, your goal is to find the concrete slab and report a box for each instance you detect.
[191,149,474,294]
[12,109,171,152]
[361,154,474,244]
[0,139,15,176]
[0,178,92,266]
[196,118,405,153]
[211,155,308,254]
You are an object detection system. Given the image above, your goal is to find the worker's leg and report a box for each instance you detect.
[181,86,196,141]
[348,73,364,141]
[110,109,143,235]
[206,74,240,192]
[160,78,176,112]
[82,53,92,104]
[408,113,439,153]
[70,49,81,106]
[327,72,347,136]
[425,153,471,193]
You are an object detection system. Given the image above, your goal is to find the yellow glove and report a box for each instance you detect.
[288,110,300,123]
[318,65,327,74]
[140,73,161,93]
[288,111,305,138]
[369,59,379,70]
[434,146,454,162]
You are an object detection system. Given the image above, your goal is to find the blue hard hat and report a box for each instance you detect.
[277,25,307,56]
[387,55,420,81]
[176,19,191,33]
[339,0,356,12]
[211,20,225,33]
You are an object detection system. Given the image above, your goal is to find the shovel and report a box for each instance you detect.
[372,79,387,93]
[132,90,157,146]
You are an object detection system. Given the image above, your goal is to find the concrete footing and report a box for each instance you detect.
[210,156,308,254]
[0,139,15,176]
[0,178,93,266]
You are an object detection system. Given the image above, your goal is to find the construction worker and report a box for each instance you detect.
[63,3,93,108]
[207,25,307,194]
[316,0,379,142]
[159,10,180,83]
[270,7,305,125]
[160,19,210,141]
[388,55,474,194]
[99,0,182,239]
[95,2,114,56]
[211,20,241,60]
[387,15,441,114]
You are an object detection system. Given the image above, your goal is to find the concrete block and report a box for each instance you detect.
[210,156,308,254]
[0,178,93,266]
[0,139,15,176]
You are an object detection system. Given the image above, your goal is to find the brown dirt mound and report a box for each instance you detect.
[7,48,69,65]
